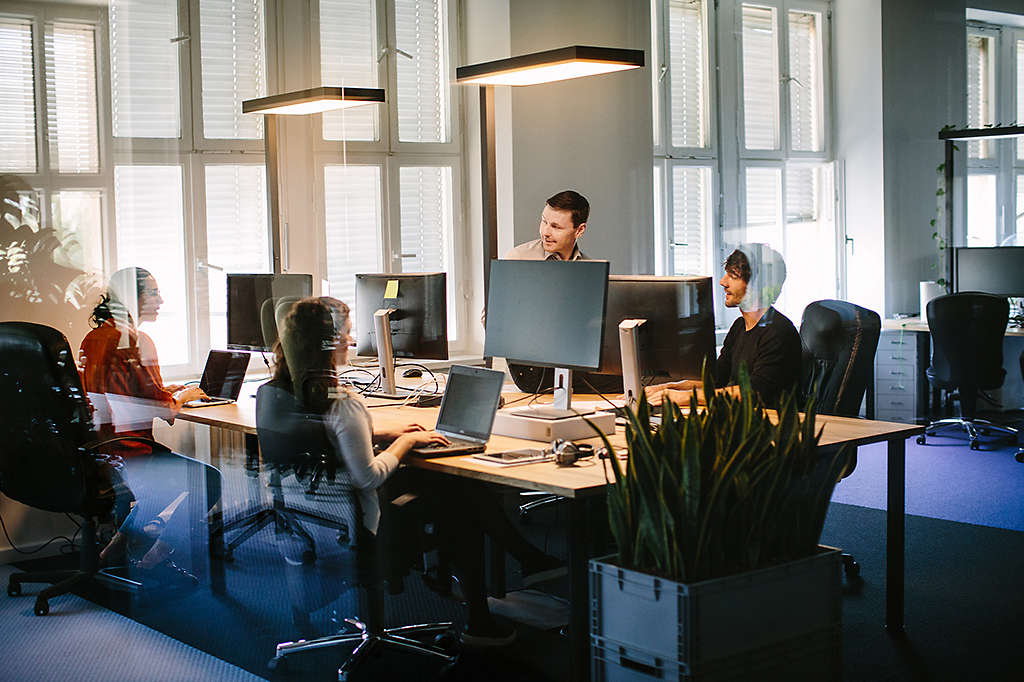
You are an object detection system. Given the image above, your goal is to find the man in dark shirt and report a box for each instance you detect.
[647,244,801,406]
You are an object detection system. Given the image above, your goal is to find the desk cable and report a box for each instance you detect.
[0,512,79,556]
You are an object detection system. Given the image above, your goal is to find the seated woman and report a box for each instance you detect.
[80,267,211,581]
[272,296,560,647]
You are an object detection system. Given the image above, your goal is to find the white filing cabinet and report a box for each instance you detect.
[874,331,918,423]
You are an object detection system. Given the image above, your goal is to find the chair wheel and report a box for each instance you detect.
[8,581,21,597]
[433,631,460,653]
[267,656,284,671]
[34,599,49,616]
[970,440,980,450]
[844,560,861,579]
[916,435,926,445]
[1016,450,1024,463]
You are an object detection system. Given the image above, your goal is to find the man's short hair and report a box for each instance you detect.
[724,249,752,283]
[546,190,590,228]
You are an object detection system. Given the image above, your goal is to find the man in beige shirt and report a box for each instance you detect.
[505,189,589,261]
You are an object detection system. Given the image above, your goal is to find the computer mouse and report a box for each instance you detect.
[402,367,423,378]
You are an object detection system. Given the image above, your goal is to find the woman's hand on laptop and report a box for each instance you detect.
[373,422,426,445]
[387,430,451,462]
[174,385,207,407]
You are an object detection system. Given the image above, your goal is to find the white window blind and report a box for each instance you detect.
[743,166,782,245]
[1016,174,1023,240]
[1017,39,1023,161]
[966,33,994,159]
[114,165,189,365]
[109,0,181,138]
[781,163,834,320]
[394,0,448,143]
[0,19,37,173]
[319,0,379,141]
[670,165,711,276]
[323,165,383,317]
[399,165,455,339]
[50,190,104,277]
[785,165,816,223]
[205,164,269,349]
[741,5,780,151]
[200,0,266,140]
[668,0,707,149]
[787,11,822,153]
[45,23,100,174]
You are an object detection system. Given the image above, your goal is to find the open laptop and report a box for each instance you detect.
[183,350,251,408]
[410,365,505,458]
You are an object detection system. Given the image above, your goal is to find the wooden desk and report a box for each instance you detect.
[883,316,1024,336]
[179,398,922,682]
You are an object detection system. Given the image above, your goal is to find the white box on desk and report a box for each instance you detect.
[491,409,616,442]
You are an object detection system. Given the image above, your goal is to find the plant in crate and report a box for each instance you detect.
[589,366,852,680]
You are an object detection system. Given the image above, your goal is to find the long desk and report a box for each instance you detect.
[179,395,922,682]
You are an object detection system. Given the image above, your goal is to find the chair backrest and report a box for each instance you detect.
[0,321,94,513]
[926,292,1008,391]
[256,378,335,471]
[799,300,881,417]
[259,295,302,350]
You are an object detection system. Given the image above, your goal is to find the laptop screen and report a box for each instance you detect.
[435,365,505,441]
[200,350,251,399]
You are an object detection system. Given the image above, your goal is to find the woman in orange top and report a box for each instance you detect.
[79,267,205,456]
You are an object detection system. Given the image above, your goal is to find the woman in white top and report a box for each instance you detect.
[272,297,562,647]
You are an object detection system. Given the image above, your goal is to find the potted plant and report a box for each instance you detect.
[589,368,852,681]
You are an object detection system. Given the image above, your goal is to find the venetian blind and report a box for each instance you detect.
[671,165,710,276]
[394,0,448,143]
[109,0,181,138]
[966,33,993,159]
[668,0,707,149]
[0,19,37,173]
[787,11,821,153]
[200,0,266,140]
[741,4,780,151]
[205,164,269,350]
[744,166,782,245]
[323,165,383,329]
[114,165,189,364]
[319,0,378,141]
[45,23,100,173]
[1017,39,1023,161]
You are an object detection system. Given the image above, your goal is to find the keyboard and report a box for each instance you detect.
[410,439,486,458]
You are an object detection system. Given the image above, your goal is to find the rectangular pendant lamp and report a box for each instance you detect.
[456,45,644,86]
[242,86,385,115]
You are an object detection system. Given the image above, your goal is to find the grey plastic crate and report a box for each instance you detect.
[591,627,841,682]
[590,546,841,671]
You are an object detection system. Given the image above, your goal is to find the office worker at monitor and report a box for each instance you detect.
[647,244,801,406]
[506,189,590,261]
[272,297,560,646]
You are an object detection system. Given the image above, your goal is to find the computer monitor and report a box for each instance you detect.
[227,273,313,351]
[355,272,448,397]
[593,274,716,381]
[955,247,1024,297]
[485,259,610,411]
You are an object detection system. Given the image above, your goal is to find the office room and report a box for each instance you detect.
[1,0,1023,680]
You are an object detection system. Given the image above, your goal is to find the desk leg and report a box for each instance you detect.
[568,498,589,682]
[886,436,905,633]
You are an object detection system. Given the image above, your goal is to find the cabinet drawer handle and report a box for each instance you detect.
[889,355,906,361]
[889,370,905,375]
[889,401,905,406]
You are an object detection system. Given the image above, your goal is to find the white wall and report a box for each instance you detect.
[507,0,653,275]
[834,0,885,317]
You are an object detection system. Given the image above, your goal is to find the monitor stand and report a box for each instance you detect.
[618,318,645,411]
[367,308,415,400]
[494,367,615,441]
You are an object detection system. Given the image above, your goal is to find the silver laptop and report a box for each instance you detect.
[410,365,505,458]
[184,350,251,408]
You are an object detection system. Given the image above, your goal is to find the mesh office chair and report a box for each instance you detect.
[917,293,1018,451]
[258,381,457,679]
[799,300,881,582]
[0,322,221,614]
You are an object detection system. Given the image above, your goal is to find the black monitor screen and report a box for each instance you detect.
[593,275,716,381]
[355,272,448,360]
[955,247,1024,297]
[484,260,610,371]
[227,273,313,351]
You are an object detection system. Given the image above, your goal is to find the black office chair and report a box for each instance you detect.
[0,322,222,614]
[258,381,457,678]
[917,293,1018,451]
[799,300,881,582]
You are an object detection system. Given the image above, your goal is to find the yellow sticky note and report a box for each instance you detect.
[384,279,399,299]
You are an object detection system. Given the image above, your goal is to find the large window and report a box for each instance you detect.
[316,0,464,347]
[652,0,836,323]
[965,21,1024,246]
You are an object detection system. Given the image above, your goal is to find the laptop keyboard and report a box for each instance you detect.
[411,438,485,458]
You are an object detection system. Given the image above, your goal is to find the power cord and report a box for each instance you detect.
[0,512,78,556]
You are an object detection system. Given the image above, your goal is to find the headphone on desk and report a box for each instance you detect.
[552,439,599,466]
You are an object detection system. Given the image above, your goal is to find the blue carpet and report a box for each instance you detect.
[830,434,1024,531]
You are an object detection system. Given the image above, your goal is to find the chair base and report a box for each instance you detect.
[215,504,348,564]
[916,418,1018,450]
[517,492,563,521]
[267,617,457,679]
[8,566,141,616]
